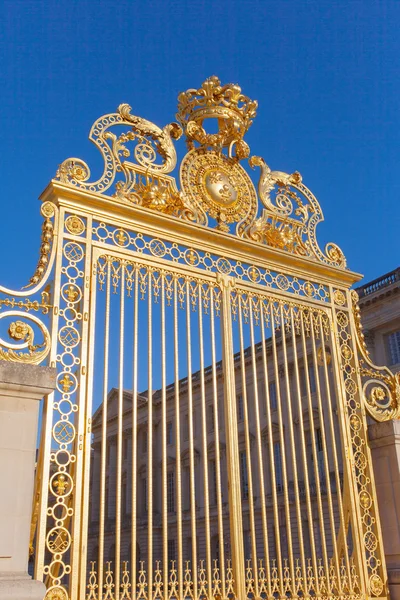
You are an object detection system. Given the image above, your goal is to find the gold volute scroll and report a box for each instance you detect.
[351,290,400,421]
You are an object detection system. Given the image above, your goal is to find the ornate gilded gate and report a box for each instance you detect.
[1,77,399,600]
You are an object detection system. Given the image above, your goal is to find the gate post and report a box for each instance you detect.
[369,420,400,600]
[219,275,246,600]
[0,362,56,600]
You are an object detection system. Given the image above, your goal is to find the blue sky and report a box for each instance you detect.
[0,0,399,289]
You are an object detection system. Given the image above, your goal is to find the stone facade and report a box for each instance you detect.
[357,267,400,599]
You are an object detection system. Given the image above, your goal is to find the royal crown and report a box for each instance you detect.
[176,76,258,146]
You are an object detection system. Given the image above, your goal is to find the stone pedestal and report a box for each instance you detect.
[369,420,400,600]
[0,362,56,600]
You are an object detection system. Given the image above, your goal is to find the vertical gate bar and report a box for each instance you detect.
[131,266,139,600]
[35,205,66,581]
[209,286,226,598]
[248,296,271,593]
[185,279,198,600]
[219,277,245,600]
[161,274,168,592]
[318,312,353,592]
[99,258,112,600]
[147,269,153,600]
[299,310,329,585]
[173,276,183,598]
[278,302,307,593]
[329,304,367,594]
[309,311,340,595]
[197,284,212,597]
[79,242,98,593]
[259,299,281,597]
[115,262,126,600]
[69,219,93,600]
[289,306,318,594]
[237,293,259,597]
[270,301,295,594]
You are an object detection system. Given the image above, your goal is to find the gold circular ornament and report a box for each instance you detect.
[317,345,332,366]
[336,311,349,328]
[359,490,372,509]
[304,281,315,297]
[341,344,353,360]
[65,215,85,236]
[41,201,55,218]
[45,586,68,600]
[333,289,346,306]
[180,149,257,231]
[370,574,384,597]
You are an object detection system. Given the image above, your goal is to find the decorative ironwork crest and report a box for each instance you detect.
[54,76,345,265]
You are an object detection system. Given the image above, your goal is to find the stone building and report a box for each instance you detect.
[357,267,400,593]
[87,266,400,582]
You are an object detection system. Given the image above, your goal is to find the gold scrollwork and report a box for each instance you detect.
[351,290,400,421]
[244,156,347,268]
[0,311,50,365]
[56,103,182,195]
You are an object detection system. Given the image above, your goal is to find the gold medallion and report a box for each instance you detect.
[180,149,257,232]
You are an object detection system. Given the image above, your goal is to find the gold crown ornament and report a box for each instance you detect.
[177,76,258,158]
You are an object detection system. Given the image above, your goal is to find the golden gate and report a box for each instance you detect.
[0,76,399,600]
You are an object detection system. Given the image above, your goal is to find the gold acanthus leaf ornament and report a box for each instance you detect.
[117,103,183,166]
[0,312,50,365]
[56,103,183,195]
[23,202,55,289]
[245,155,347,268]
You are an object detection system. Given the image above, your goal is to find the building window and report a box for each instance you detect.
[142,430,147,453]
[167,471,175,513]
[168,538,176,563]
[184,413,196,440]
[167,422,173,446]
[307,427,325,483]
[388,330,400,365]
[142,478,147,514]
[237,394,244,422]
[210,460,217,505]
[123,437,128,460]
[122,481,127,515]
[269,381,277,410]
[240,451,248,499]
[315,427,325,482]
[301,364,317,396]
[274,441,283,492]
[208,405,214,432]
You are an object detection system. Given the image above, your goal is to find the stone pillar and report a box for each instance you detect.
[0,362,56,600]
[369,420,400,600]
